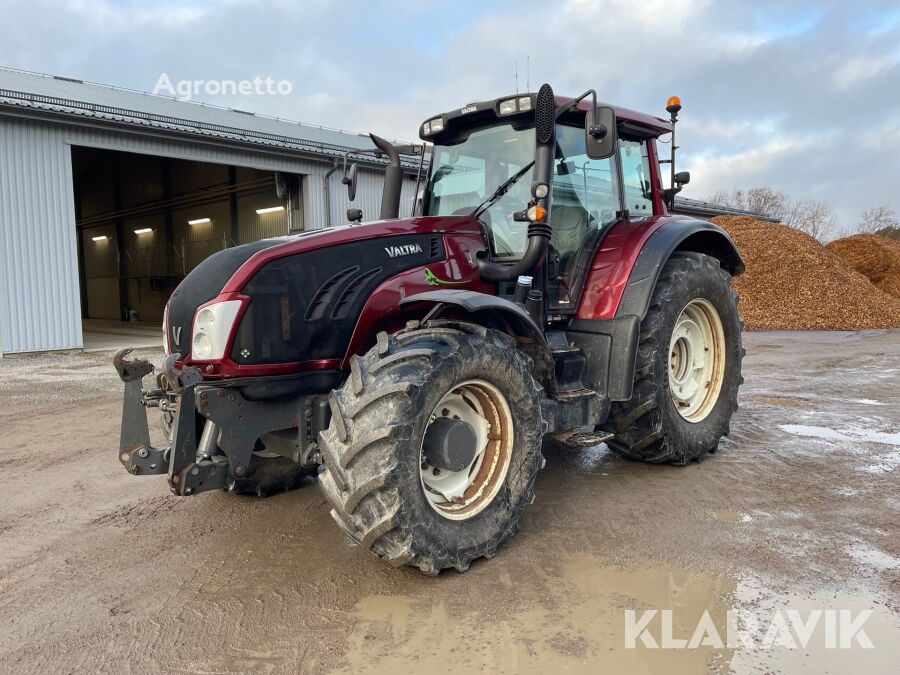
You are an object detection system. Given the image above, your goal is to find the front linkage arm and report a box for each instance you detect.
[114,348,169,477]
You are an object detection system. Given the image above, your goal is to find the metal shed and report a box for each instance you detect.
[0,68,422,355]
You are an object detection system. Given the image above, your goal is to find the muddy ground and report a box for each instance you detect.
[0,331,898,674]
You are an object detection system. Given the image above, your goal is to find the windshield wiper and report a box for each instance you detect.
[470,160,535,219]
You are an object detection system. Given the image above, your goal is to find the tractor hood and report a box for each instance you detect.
[165,216,483,372]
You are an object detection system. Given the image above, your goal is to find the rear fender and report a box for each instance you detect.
[399,290,556,393]
[616,219,743,320]
[571,218,742,402]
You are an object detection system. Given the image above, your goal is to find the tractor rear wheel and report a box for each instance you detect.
[602,252,744,464]
[317,320,545,574]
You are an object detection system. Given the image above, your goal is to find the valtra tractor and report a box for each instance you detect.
[114,84,744,574]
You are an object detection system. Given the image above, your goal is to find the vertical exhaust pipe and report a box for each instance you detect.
[370,133,402,220]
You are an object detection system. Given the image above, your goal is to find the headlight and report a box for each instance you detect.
[162,303,171,355]
[190,299,242,361]
[499,98,517,115]
[422,117,443,135]
[193,333,213,359]
[518,96,532,111]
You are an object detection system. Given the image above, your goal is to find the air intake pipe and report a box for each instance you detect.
[370,133,402,220]
[477,83,556,282]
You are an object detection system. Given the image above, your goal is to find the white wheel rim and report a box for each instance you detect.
[668,298,726,423]
[419,379,514,521]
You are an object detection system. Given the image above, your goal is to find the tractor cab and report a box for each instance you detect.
[417,88,675,314]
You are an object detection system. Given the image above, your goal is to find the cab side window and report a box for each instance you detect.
[548,125,621,309]
[550,125,620,262]
[618,139,653,219]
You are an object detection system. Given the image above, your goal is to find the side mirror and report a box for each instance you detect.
[342,163,358,201]
[585,106,617,159]
[674,171,690,186]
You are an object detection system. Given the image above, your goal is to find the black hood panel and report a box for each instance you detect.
[166,232,445,364]
[166,239,285,358]
[231,233,443,365]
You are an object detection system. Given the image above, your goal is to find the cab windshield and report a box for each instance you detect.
[424,121,535,256]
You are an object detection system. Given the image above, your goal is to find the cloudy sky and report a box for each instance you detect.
[2,0,899,230]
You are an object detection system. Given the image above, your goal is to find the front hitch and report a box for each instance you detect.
[114,348,168,476]
[113,349,231,494]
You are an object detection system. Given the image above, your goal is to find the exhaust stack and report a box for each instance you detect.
[370,133,402,220]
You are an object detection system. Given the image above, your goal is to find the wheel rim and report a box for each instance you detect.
[668,298,726,423]
[419,379,514,521]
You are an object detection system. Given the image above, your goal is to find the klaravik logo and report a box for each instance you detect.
[384,243,423,258]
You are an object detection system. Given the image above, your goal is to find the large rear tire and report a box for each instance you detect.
[601,252,744,464]
[318,320,545,574]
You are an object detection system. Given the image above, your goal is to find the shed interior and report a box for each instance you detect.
[72,147,302,326]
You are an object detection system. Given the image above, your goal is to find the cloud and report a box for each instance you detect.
[831,56,897,90]
[0,0,898,230]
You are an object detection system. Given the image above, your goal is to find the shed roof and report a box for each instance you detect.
[0,67,422,168]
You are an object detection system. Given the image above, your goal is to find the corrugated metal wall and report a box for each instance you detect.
[0,117,82,353]
[327,167,421,225]
[0,116,424,354]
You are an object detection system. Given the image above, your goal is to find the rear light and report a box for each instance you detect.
[190,299,242,361]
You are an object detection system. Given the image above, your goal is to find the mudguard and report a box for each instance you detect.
[400,289,556,392]
[616,219,744,320]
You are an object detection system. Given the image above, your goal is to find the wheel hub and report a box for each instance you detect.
[419,380,513,520]
[668,298,726,423]
[423,417,478,472]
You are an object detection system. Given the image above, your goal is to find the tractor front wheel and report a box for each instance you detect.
[602,252,744,464]
[317,320,545,574]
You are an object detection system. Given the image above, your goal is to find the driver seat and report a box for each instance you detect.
[550,205,590,260]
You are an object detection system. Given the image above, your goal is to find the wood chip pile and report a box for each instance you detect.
[710,216,900,330]
[826,234,900,300]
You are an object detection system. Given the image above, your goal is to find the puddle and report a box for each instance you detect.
[712,511,752,523]
[335,556,735,673]
[336,555,900,674]
[779,424,900,446]
[846,542,900,570]
[860,449,900,475]
[753,396,808,407]
[729,576,900,674]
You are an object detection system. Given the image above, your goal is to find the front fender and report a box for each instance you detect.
[399,290,556,393]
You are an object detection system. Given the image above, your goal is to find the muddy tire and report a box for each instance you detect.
[602,252,744,464]
[317,320,545,574]
[232,455,315,497]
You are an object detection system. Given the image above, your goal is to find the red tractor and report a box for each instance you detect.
[115,84,744,574]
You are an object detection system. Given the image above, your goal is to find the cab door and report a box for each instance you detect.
[547,125,623,311]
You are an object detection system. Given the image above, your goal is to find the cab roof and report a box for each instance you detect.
[420,91,672,143]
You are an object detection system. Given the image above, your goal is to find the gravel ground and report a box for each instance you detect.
[0,331,898,673]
